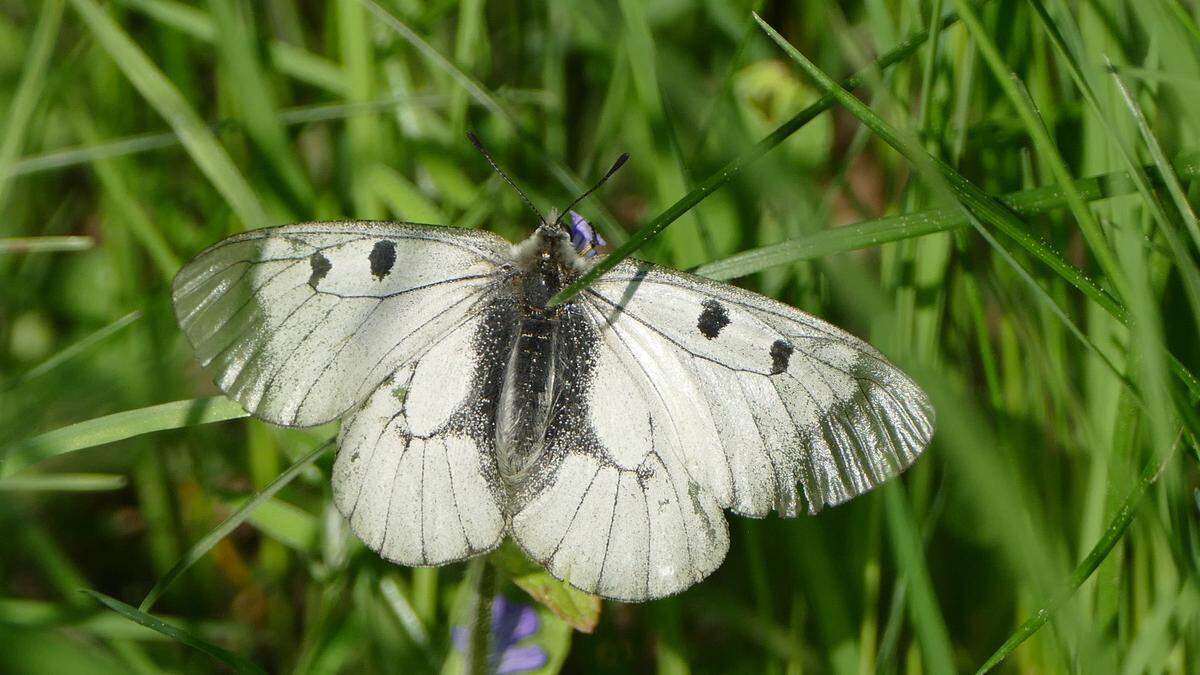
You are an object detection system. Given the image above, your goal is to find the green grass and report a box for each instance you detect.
[2,0,1199,672]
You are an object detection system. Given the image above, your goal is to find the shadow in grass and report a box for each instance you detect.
[83,590,267,675]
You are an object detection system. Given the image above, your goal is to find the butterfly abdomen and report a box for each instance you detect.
[495,313,560,484]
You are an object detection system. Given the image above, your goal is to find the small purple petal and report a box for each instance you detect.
[452,595,544,672]
[491,595,513,622]
[509,604,539,641]
[497,645,548,674]
[568,211,606,256]
[491,595,540,649]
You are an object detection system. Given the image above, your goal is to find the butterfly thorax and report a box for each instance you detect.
[495,225,580,484]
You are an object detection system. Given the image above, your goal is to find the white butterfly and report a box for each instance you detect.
[172,172,933,603]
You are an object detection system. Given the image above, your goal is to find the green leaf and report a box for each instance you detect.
[1,397,249,478]
[121,0,348,94]
[369,164,448,224]
[491,541,602,633]
[208,0,314,213]
[949,0,1130,303]
[750,9,1200,421]
[356,0,626,243]
[11,93,452,179]
[83,590,267,675]
[232,495,319,553]
[694,157,1200,280]
[752,11,1124,322]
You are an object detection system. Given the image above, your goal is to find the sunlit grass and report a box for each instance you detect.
[2,0,1198,673]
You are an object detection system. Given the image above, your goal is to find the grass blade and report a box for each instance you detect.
[751,12,1125,323]
[883,484,955,674]
[1023,0,1200,336]
[138,438,333,611]
[547,3,968,306]
[357,0,627,243]
[208,0,313,214]
[751,9,1200,425]
[0,0,64,226]
[11,94,450,178]
[122,0,348,95]
[0,236,93,254]
[0,473,128,492]
[83,590,267,674]
[949,0,1130,301]
[69,111,182,279]
[694,157,1200,280]
[119,0,214,40]
[69,0,270,229]
[1,397,249,477]
[1107,58,1200,254]
[974,435,1182,673]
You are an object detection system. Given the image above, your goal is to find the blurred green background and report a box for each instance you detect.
[2,0,1200,672]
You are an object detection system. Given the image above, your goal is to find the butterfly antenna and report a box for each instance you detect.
[467,131,546,224]
[554,153,630,230]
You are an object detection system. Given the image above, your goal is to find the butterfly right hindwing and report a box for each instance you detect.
[332,297,517,566]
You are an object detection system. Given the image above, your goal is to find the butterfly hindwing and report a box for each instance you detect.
[509,304,730,602]
[331,298,517,566]
[172,222,512,427]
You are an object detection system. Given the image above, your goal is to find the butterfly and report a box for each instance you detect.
[172,144,933,602]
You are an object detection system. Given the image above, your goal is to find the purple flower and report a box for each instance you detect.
[452,595,547,674]
[568,211,606,256]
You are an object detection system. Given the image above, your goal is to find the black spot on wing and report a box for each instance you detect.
[697,299,730,339]
[770,339,794,375]
[308,252,332,289]
[369,240,397,280]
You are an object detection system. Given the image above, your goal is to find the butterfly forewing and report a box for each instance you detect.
[172,222,512,427]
